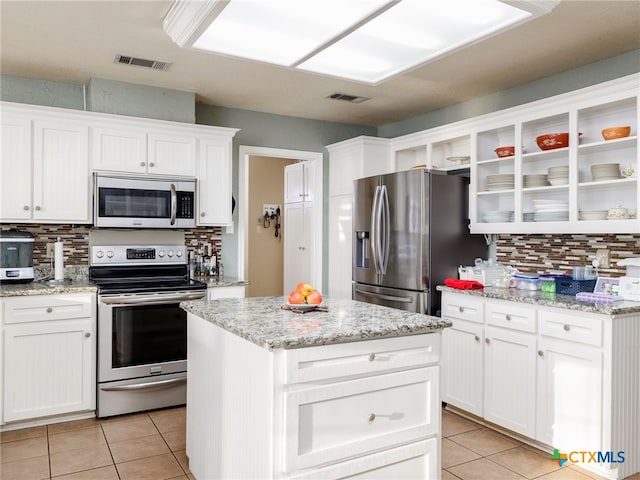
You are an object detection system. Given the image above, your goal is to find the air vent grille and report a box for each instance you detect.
[114,55,171,71]
[326,93,370,103]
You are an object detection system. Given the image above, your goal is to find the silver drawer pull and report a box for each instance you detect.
[485,338,491,344]
[46,307,53,313]
[505,314,512,321]
[85,332,91,338]
[201,212,206,217]
[23,205,29,211]
[458,306,464,313]
[35,206,41,211]
[538,350,544,357]
[149,162,155,167]
[368,353,376,362]
[474,335,480,342]
[563,324,571,332]
[140,162,146,167]
[368,413,376,422]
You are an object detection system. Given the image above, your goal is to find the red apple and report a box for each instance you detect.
[296,282,314,297]
[288,291,305,304]
[306,289,323,305]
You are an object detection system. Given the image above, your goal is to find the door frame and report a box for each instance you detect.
[237,145,323,291]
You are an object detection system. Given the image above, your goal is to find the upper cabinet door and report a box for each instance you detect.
[92,126,147,174]
[284,162,314,204]
[1,115,32,221]
[32,119,91,223]
[197,136,232,226]
[148,132,197,177]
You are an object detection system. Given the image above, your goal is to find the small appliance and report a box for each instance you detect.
[0,230,34,283]
[618,257,640,301]
[94,173,196,229]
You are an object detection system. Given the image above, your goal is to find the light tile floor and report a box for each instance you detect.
[1,406,638,479]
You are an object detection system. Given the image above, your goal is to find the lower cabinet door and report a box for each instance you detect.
[483,326,536,438]
[3,319,95,422]
[536,337,603,451]
[287,438,438,480]
[441,319,483,416]
[284,367,438,473]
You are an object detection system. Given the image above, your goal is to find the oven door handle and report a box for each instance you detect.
[100,377,186,392]
[100,291,206,306]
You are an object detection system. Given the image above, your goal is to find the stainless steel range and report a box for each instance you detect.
[90,244,206,418]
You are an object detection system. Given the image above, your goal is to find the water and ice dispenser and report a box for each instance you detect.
[355,231,369,269]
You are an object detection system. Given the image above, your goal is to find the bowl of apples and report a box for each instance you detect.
[287,282,323,311]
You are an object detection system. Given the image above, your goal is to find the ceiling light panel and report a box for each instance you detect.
[297,0,532,83]
[192,0,392,66]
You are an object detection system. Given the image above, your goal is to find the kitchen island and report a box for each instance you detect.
[180,296,450,480]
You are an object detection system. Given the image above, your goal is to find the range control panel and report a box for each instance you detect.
[90,245,187,266]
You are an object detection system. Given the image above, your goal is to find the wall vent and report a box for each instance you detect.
[114,55,171,71]
[326,92,370,103]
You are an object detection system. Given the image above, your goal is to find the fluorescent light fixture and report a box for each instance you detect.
[164,0,559,84]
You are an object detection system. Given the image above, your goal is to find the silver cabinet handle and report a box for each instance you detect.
[474,335,480,342]
[459,306,464,313]
[368,353,376,362]
[149,162,155,167]
[85,332,91,338]
[201,212,205,217]
[35,206,41,211]
[563,324,571,331]
[505,314,512,321]
[23,205,29,211]
[538,350,544,357]
[485,338,491,344]
[368,413,376,422]
[46,307,53,313]
[140,162,146,167]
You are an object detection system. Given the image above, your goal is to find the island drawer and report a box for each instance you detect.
[538,309,603,346]
[283,334,439,384]
[441,293,484,323]
[485,299,536,333]
[284,367,438,473]
[286,438,437,479]
[2,294,94,324]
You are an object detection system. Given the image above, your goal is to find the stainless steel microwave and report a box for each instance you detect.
[94,173,196,229]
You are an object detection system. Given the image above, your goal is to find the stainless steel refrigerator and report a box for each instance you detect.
[352,169,486,315]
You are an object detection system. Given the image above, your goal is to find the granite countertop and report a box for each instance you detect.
[193,276,250,288]
[437,285,640,315]
[181,296,450,350]
[0,279,97,297]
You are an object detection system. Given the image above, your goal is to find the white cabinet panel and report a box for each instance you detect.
[197,137,232,225]
[91,126,147,173]
[32,119,90,223]
[1,115,32,221]
[328,194,353,299]
[485,299,536,333]
[285,367,438,472]
[207,286,245,300]
[148,132,197,176]
[441,319,483,416]
[536,337,602,451]
[285,161,314,204]
[483,326,536,438]
[284,201,314,294]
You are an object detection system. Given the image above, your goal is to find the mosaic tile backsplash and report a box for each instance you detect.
[1,224,223,267]
[496,234,640,277]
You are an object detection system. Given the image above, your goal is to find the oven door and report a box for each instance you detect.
[97,290,205,383]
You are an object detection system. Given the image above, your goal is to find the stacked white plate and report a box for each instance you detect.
[523,174,548,188]
[591,163,621,181]
[523,212,536,222]
[532,199,569,222]
[547,166,569,186]
[579,210,608,221]
[486,174,514,191]
[483,210,513,223]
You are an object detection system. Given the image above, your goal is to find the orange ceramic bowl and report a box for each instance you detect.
[602,126,631,141]
[536,133,569,151]
[495,146,515,158]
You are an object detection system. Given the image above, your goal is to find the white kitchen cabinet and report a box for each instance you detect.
[327,194,353,299]
[1,294,96,424]
[483,325,536,438]
[186,317,441,480]
[197,134,234,226]
[470,74,638,234]
[284,161,315,204]
[207,285,246,299]
[1,109,91,223]
[283,201,314,294]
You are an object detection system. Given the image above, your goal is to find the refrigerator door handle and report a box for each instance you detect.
[380,185,390,275]
[370,185,382,274]
[354,288,413,304]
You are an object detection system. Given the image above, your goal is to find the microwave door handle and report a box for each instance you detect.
[170,183,177,225]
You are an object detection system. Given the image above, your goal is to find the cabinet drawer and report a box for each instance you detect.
[287,438,437,479]
[284,334,439,385]
[538,309,603,346]
[2,294,95,324]
[441,293,484,323]
[485,300,536,333]
[285,367,439,472]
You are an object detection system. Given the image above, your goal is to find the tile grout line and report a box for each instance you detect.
[99,420,123,480]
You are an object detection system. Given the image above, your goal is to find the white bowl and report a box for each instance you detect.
[548,177,569,186]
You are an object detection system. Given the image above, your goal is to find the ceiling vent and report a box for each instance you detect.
[114,55,171,71]
[326,93,370,104]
